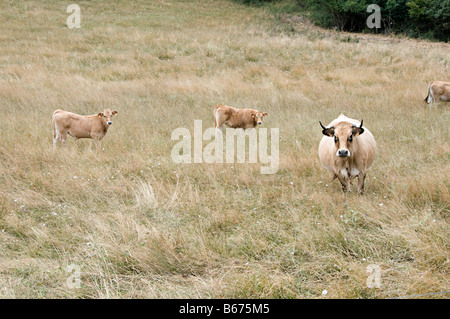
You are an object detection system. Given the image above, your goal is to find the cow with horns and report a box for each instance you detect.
[318,114,377,197]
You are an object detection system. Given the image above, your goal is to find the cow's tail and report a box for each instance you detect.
[424,83,433,104]
[213,104,222,128]
[213,104,222,114]
[52,111,56,139]
[52,109,61,140]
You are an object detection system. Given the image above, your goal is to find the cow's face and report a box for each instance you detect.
[98,108,118,125]
[320,120,364,158]
[252,111,268,125]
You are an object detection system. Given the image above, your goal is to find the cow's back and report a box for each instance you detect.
[355,128,376,168]
[53,110,81,128]
[318,136,336,174]
[433,81,450,96]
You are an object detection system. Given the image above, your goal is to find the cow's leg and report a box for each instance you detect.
[430,92,438,107]
[336,173,350,194]
[215,122,224,135]
[434,97,440,107]
[357,171,366,195]
[330,174,338,183]
[90,136,101,151]
[86,131,102,151]
[53,127,61,149]
[337,174,349,202]
[59,131,68,147]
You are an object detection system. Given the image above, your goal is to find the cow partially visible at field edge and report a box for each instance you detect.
[318,114,376,197]
[424,81,450,105]
[52,108,118,148]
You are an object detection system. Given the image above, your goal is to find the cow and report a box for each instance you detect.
[52,108,118,148]
[214,104,268,132]
[318,114,376,197]
[424,81,450,105]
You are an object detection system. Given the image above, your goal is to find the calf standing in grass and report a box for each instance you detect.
[52,108,118,148]
[318,114,376,198]
[214,104,268,132]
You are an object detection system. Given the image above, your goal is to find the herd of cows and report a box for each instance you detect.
[51,80,449,197]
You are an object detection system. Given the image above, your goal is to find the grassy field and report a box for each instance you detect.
[0,0,448,298]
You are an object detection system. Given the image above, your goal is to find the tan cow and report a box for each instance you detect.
[52,108,118,148]
[424,81,450,105]
[318,114,376,196]
[214,104,268,131]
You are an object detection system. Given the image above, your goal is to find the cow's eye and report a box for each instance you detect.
[334,136,338,143]
[348,135,353,142]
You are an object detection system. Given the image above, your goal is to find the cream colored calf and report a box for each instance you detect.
[53,108,118,148]
[214,104,268,131]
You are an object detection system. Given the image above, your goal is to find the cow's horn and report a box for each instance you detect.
[319,121,327,130]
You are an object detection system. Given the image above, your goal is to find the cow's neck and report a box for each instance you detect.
[335,155,357,170]
[99,120,109,133]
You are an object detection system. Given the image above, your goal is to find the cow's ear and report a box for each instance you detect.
[112,110,118,116]
[352,126,364,136]
[322,127,335,137]
[352,120,364,136]
[320,121,334,137]
[263,112,268,117]
[251,113,255,119]
[98,112,104,118]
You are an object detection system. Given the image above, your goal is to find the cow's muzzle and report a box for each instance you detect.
[337,149,350,157]
[107,121,112,125]
[257,121,262,125]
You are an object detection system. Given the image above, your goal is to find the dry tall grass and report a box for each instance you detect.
[0,0,448,298]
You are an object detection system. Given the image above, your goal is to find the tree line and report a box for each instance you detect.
[237,0,449,42]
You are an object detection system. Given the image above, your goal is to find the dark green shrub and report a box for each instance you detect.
[407,0,450,41]
[295,0,449,41]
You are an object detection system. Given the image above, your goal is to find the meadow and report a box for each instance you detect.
[0,0,448,298]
